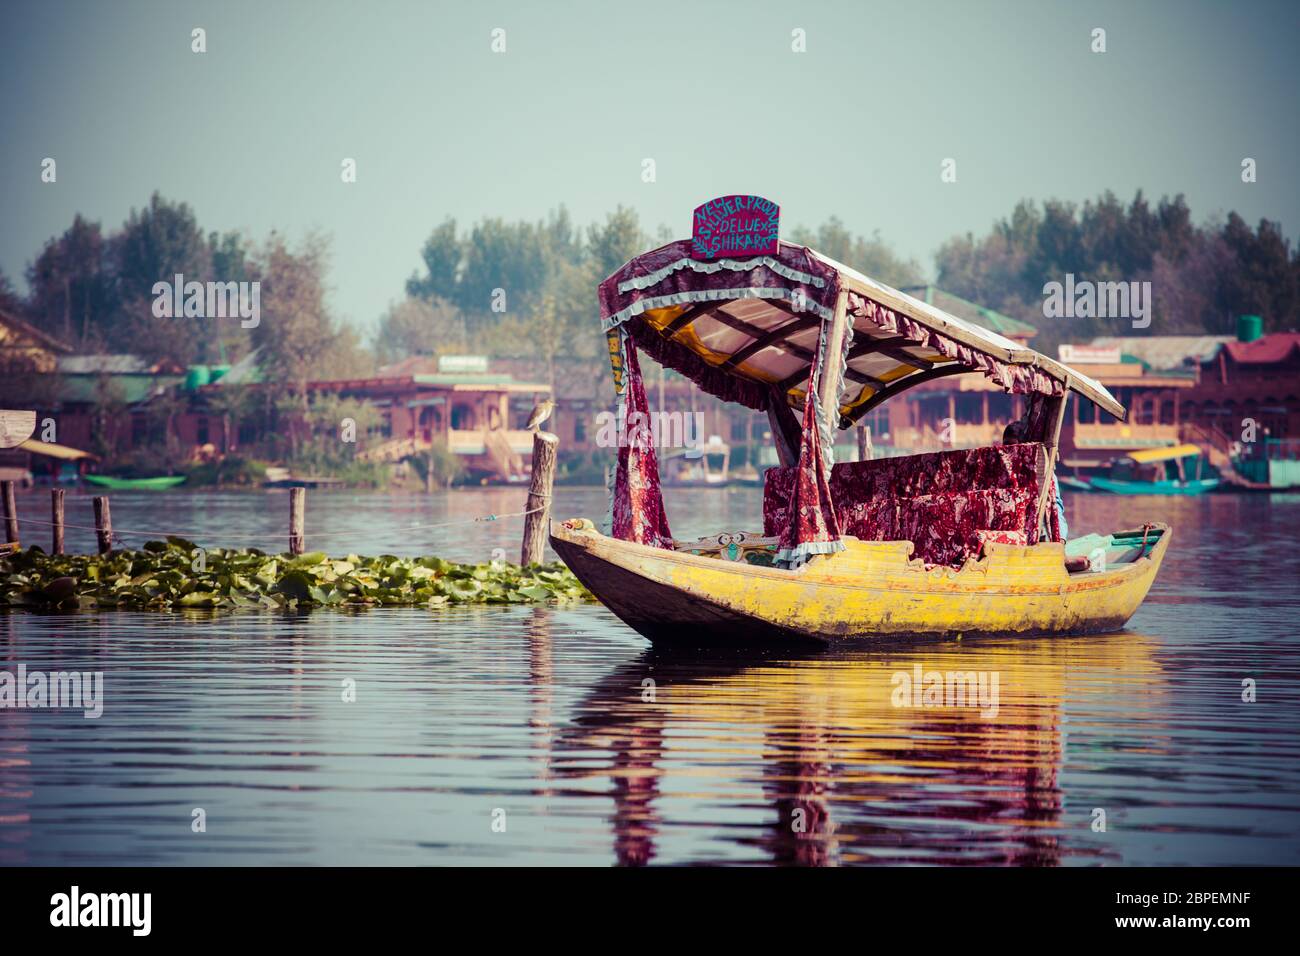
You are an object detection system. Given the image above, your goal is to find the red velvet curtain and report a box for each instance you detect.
[609,330,673,549]
[765,443,1054,567]
[775,322,844,568]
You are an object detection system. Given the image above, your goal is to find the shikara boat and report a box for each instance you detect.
[83,474,186,490]
[551,195,1170,646]
[1085,444,1220,495]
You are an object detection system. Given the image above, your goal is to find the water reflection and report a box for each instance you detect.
[553,634,1164,866]
[2,489,1299,865]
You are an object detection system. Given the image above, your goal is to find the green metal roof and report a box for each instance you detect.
[56,373,183,405]
[900,285,1038,339]
[411,373,519,386]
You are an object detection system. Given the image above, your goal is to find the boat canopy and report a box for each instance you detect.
[600,208,1120,568]
[1127,443,1202,464]
[599,239,1126,423]
[17,438,96,461]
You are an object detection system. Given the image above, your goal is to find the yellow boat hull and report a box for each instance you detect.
[550,520,1170,646]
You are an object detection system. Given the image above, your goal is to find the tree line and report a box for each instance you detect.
[384,209,925,395]
[935,191,1298,352]
[1,193,371,392]
[4,189,1295,391]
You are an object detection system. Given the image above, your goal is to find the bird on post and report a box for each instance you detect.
[525,398,555,432]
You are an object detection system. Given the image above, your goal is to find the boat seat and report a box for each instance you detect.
[762,443,1050,567]
[1062,529,1159,572]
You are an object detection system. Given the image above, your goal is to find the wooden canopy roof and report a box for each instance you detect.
[599,240,1127,425]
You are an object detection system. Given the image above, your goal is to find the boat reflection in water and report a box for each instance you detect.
[550,631,1163,866]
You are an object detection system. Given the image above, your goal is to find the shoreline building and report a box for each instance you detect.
[6,299,1294,488]
[194,353,551,481]
[2,303,554,482]
[1182,322,1300,486]
[1051,339,1212,475]
[1078,320,1299,485]
[865,286,1040,454]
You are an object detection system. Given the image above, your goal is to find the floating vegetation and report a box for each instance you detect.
[0,538,592,611]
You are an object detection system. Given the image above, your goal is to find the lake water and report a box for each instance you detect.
[2,486,1299,865]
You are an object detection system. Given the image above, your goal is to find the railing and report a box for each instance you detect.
[1071,422,1180,449]
[446,429,538,455]
[1180,421,1236,466]
[1241,437,1300,461]
[356,436,430,463]
[1177,420,1283,488]
[360,429,539,463]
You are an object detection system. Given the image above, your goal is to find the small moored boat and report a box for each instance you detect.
[83,474,186,491]
[661,437,731,487]
[551,195,1171,646]
[1085,444,1220,495]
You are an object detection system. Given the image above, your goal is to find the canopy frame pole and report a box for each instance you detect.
[845,334,937,369]
[663,302,717,337]
[839,364,969,428]
[702,306,884,393]
[722,314,820,370]
[817,289,850,425]
[766,386,802,469]
[1033,381,1071,540]
[779,363,884,395]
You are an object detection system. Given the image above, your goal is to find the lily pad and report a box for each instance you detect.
[0,540,592,612]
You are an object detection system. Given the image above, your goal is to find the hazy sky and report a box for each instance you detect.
[3,0,1297,332]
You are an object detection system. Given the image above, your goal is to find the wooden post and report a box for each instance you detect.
[766,385,801,469]
[1033,388,1072,539]
[289,487,305,555]
[856,425,868,461]
[93,496,112,554]
[520,431,557,566]
[1,480,18,549]
[51,488,64,555]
